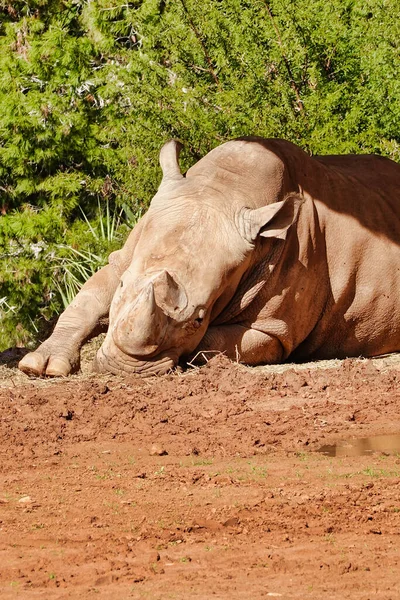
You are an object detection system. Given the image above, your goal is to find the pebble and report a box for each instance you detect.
[149,444,168,456]
[223,517,239,528]
[18,496,33,504]
[148,551,160,564]
[193,518,223,531]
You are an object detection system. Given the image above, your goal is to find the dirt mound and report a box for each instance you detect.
[1,354,400,598]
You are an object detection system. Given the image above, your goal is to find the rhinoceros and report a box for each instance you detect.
[19,136,400,377]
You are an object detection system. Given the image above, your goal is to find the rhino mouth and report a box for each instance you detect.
[94,344,177,376]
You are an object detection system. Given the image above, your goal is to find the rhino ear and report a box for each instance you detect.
[245,193,303,242]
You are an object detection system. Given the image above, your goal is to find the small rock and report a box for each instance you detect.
[325,525,334,533]
[148,551,160,564]
[212,475,232,485]
[193,518,223,531]
[149,444,168,456]
[223,517,239,528]
[94,574,115,586]
[18,496,33,504]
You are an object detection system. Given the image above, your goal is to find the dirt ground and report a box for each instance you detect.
[0,347,400,599]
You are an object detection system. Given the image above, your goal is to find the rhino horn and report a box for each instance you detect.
[159,140,183,183]
[113,281,167,356]
[152,269,187,316]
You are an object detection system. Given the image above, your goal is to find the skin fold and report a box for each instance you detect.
[19,136,400,377]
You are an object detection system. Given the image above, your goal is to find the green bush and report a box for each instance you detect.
[1,0,399,349]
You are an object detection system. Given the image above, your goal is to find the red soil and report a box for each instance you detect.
[0,354,399,599]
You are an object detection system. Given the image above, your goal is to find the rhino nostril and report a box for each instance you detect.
[194,309,206,328]
[194,317,203,329]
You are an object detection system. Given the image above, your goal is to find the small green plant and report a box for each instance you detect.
[339,466,400,479]
[294,452,309,462]
[79,200,124,244]
[247,462,268,479]
[50,246,102,308]
[103,500,121,514]
[51,201,132,309]
[179,556,192,563]
[361,467,400,478]
[324,533,336,545]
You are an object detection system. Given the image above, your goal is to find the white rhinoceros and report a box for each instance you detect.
[19,137,400,377]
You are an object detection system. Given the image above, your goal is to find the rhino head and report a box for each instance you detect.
[94,140,300,375]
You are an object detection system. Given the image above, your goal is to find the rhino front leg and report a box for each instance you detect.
[19,264,119,377]
[192,324,285,366]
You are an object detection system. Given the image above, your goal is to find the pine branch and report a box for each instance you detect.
[178,0,222,91]
[262,0,304,112]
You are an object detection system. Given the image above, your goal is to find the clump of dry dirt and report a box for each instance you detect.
[0,353,400,599]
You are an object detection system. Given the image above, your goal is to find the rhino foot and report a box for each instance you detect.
[18,348,79,377]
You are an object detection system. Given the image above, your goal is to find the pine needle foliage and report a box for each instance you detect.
[1,0,399,349]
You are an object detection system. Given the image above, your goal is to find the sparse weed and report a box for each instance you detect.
[179,556,191,563]
[248,463,268,479]
[192,458,213,466]
[294,452,309,462]
[339,466,400,479]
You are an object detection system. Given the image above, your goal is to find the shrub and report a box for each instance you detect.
[1,0,399,349]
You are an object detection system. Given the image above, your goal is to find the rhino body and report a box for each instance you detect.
[19,137,400,377]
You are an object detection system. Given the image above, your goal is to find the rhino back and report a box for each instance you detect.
[209,139,400,361]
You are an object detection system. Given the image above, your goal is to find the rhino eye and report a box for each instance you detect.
[120,281,123,288]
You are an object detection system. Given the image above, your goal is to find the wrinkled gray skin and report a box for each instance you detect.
[19,137,400,377]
